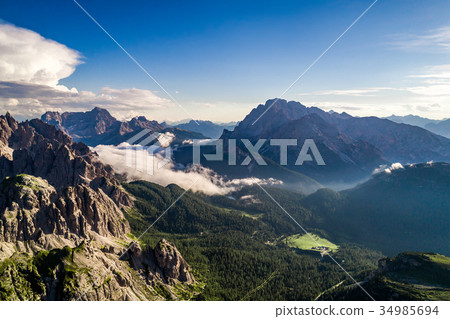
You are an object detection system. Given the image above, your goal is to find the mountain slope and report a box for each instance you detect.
[220,100,386,183]
[425,119,450,138]
[322,252,450,301]
[302,162,450,256]
[122,180,384,301]
[0,238,199,301]
[333,117,450,163]
[386,115,450,138]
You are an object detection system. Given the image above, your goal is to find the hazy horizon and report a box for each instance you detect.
[2,99,449,124]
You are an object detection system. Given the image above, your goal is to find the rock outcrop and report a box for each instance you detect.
[0,239,197,301]
[154,239,194,284]
[0,175,129,246]
[123,239,195,286]
[0,113,133,249]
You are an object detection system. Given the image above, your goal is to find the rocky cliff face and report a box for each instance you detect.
[41,107,123,139]
[0,113,132,202]
[0,113,132,247]
[0,175,129,246]
[0,112,132,258]
[119,239,196,299]
[0,113,197,300]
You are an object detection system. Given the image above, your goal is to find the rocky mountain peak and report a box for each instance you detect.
[231,99,310,137]
[0,113,133,257]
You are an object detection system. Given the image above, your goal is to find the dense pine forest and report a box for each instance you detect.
[123,181,383,300]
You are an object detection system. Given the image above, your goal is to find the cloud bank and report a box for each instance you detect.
[0,23,173,119]
[93,143,282,195]
[0,23,81,87]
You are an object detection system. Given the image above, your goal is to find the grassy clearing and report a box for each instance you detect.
[240,212,263,220]
[285,233,339,252]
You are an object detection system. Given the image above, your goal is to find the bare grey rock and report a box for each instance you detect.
[0,114,132,207]
[154,239,194,284]
[0,175,129,245]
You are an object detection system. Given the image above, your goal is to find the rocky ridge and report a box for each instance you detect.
[0,239,197,301]
[41,107,206,146]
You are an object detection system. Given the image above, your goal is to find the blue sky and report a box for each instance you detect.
[1,0,450,121]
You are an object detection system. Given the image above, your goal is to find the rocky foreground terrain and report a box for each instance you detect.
[0,113,198,300]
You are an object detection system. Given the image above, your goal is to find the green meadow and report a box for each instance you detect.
[286,233,339,253]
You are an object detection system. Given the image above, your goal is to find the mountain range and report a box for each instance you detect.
[173,99,450,184]
[228,99,450,164]
[39,99,450,189]
[0,100,449,301]
[172,120,237,139]
[41,107,207,146]
[386,115,450,138]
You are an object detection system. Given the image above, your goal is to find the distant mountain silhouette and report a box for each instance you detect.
[174,120,236,139]
[386,114,450,138]
[425,119,450,138]
[385,114,441,127]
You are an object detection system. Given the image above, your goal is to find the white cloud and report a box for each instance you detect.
[373,162,404,175]
[0,81,173,119]
[99,87,172,110]
[389,26,450,53]
[0,23,81,87]
[0,23,173,119]
[409,64,450,80]
[303,88,394,97]
[93,143,282,195]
